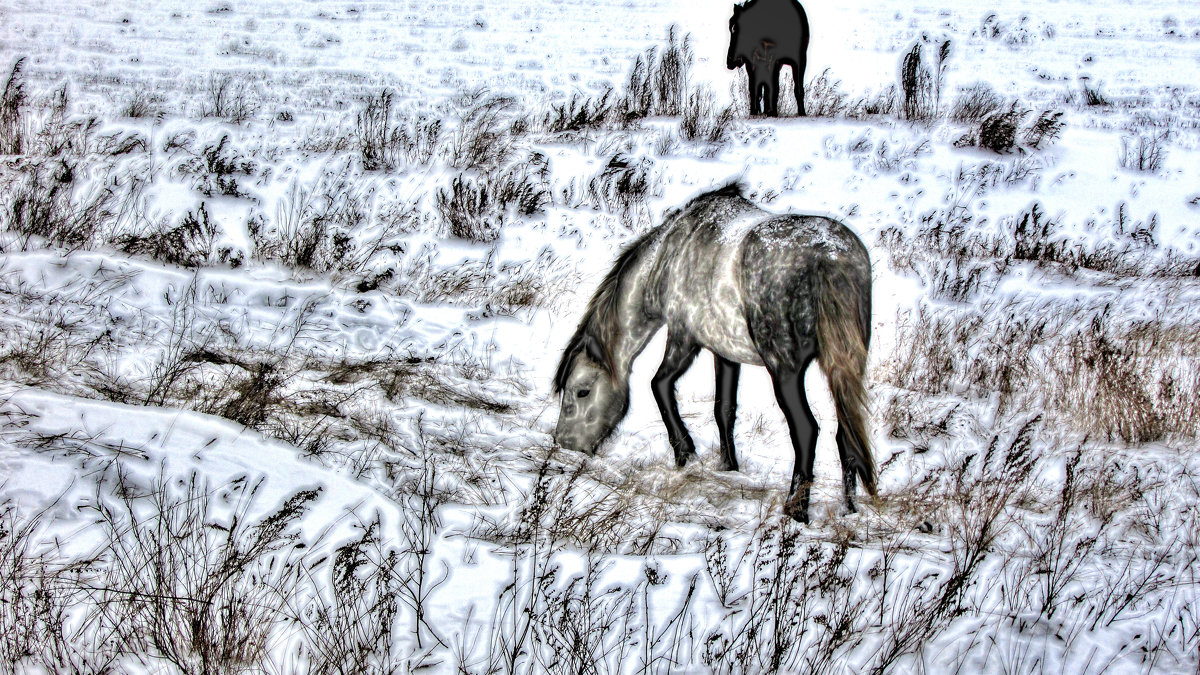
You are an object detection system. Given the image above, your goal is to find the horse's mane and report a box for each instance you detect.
[554,233,655,392]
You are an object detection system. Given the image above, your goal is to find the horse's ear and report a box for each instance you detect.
[554,337,581,393]
[582,333,607,367]
[555,331,609,393]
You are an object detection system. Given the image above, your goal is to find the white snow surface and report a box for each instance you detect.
[2,0,1200,672]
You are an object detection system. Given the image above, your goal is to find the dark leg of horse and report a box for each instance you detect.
[765,62,781,116]
[652,334,700,467]
[746,66,762,116]
[794,57,807,116]
[714,354,741,472]
[835,427,858,513]
[770,356,818,523]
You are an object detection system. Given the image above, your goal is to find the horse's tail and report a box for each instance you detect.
[814,262,876,496]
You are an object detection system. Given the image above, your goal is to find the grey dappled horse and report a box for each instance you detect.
[552,183,875,523]
[727,0,810,117]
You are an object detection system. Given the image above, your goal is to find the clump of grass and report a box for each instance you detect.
[901,38,951,122]
[174,134,257,198]
[1023,109,1065,149]
[199,73,258,123]
[623,25,691,120]
[296,516,408,672]
[557,152,657,228]
[0,502,91,671]
[1119,131,1167,172]
[541,88,616,134]
[1,58,27,155]
[445,92,519,173]
[115,202,218,268]
[251,164,373,272]
[356,90,442,171]
[436,155,550,243]
[81,470,316,673]
[679,89,734,148]
[3,158,115,250]
[1079,76,1109,107]
[804,68,849,118]
[950,82,1004,125]
[120,87,163,120]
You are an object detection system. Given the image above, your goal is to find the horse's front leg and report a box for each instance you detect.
[764,61,781,117]
[745,65,762,116]
[769,359,818,523]
[714,354,741,471]
[652,333,700,467]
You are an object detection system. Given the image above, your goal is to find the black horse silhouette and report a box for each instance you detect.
[727,0,810,117]
[553,183,875,523]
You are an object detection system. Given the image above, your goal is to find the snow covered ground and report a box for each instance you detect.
[1,0,1199,672]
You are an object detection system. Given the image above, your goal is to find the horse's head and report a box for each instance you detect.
[553,335,628,455]
[727,5,746,69]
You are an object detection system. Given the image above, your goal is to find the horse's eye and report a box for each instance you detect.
[577,388,591,399]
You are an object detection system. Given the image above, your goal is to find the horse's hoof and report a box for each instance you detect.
[784,502,809,524]
[674,451,698,468]
[843,498,858,515]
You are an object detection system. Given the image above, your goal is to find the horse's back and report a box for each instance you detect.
[647,187,869,367]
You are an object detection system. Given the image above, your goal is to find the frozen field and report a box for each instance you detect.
[1,0,1199,672]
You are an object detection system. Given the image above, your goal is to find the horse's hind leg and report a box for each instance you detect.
[714,354,741,471]
[793,56,807,116]
[652,332,700,467]
[769,355,818,523]
[835,428,858,514]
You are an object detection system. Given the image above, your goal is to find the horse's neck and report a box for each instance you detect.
[610,249,662,378]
